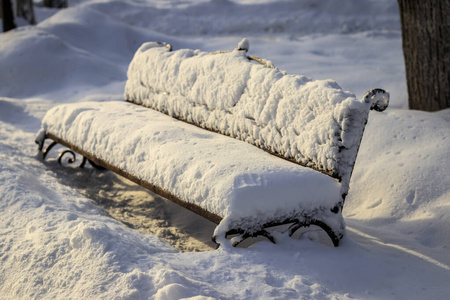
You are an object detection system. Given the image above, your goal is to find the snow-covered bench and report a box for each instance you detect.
[36,40,389,247]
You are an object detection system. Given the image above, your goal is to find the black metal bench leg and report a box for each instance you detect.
[289,219,343,247]
[212,228,277,248]
[42,141,57,160]
[38,137,92,169]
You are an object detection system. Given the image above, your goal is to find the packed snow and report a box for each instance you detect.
[1,0,449,299]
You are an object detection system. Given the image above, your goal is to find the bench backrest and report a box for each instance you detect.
[124,42,375,196]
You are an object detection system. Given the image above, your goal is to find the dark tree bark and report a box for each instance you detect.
[1,0,17,32]
[16,0,36,25]
[398,0,450,111]
[44,0,67,9]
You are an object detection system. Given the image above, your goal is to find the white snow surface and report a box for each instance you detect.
[124,42,372,193]
[1,0,450,299]
[40,101,342,234]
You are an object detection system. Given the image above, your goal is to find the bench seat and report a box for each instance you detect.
[38,101,344,240]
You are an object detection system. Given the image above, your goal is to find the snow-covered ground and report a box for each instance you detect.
[1,0,449,299]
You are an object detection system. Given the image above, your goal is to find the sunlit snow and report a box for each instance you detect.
[0,0,449,299]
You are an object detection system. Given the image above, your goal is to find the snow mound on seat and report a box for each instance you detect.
[39,101,342,235]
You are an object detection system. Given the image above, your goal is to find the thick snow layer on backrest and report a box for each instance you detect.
[124,42,372,193]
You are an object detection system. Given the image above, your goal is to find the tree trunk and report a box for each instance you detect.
[398,0,450,111]
[1,0,17,32]
[43,0,67,9]
[16,0,35,25]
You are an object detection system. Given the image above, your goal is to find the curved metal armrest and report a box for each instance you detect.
[363,88,390,112]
